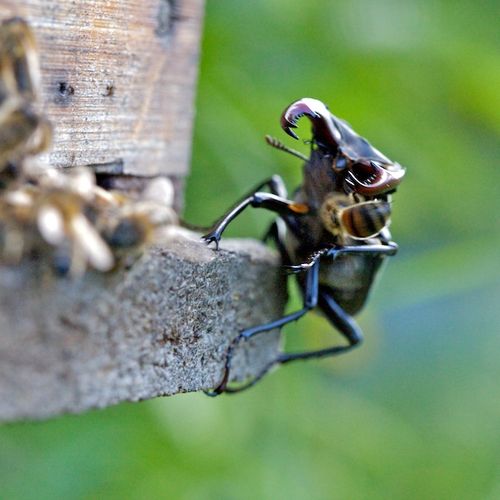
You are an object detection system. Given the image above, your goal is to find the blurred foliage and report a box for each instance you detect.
[1,0,499,498]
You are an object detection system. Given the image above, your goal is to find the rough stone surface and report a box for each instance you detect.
[0,232,286,422]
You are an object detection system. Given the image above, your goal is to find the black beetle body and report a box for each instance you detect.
[203,98,406,394]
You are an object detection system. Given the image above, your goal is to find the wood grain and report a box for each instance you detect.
[0,0,204,177]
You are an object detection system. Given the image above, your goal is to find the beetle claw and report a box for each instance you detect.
[201,232,220,250]
[282,123,299,140]
[280,98,341,146]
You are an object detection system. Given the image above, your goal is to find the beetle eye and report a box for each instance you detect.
[334,156,347,171]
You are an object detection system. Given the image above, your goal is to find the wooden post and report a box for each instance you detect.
[0,0,203,184]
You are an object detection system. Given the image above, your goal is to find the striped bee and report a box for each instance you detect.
[0,17,51,184]
[319,193,391,241]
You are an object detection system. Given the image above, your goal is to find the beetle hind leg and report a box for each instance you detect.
[204,259,320,396]
[204,308,312,397]
[205,285,363,396]
[277,287,363,366]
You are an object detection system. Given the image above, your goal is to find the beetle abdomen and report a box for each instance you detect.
[319,251,385,314]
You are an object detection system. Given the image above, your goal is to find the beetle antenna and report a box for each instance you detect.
[265,135,308,161]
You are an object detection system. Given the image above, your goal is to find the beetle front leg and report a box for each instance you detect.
[204,259,320,396]
[202,176,308,249]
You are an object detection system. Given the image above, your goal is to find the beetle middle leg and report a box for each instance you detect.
[284,241,399,274]
[202,175,308,249]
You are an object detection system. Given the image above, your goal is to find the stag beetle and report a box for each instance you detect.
[203,97,406,395]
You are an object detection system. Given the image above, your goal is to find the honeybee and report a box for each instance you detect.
[97,177,178,261]
[0,168,111,274]
[0,17,51,182]
[319,193,391,241]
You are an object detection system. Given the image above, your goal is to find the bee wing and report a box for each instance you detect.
[37,204,65,245]
[25,117,52,156]
[0,106,39,163]
[129,200,177,226]
[93,185,120,207]
[142,177,174,207]
[70,214,114,272]
[4,188,33,207]
[0,18,41,101]
[1,223,25,263]
[67,167,96,200]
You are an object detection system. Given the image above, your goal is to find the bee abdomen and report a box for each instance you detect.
[340,200,391,239]
[0,107,39,161]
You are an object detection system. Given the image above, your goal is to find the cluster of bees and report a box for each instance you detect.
[0,18,177,276]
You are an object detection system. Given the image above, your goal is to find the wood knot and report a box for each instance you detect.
[55,81,75,105]
[58,81,74,97]
[103,83,115,97]
[156,0,182,46]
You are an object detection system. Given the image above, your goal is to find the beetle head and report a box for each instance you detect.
[280,97,405,196]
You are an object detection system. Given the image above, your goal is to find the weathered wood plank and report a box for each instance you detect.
[0,0,204,177]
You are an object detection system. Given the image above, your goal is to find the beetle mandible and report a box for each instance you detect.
[203,97,406,395]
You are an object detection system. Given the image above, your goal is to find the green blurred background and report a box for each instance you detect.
[1,1,499,498]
